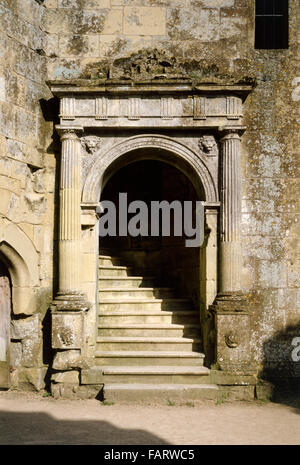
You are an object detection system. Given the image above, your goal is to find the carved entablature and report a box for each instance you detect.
[49,55,253,210]
[51,49,254,130]
[55,85,250,130]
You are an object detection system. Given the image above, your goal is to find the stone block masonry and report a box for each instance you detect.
[0,0,298,399]
[0,0,55,392]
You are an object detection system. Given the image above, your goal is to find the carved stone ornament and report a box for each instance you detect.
[115,49,184,80]
[81,48,256,84]
[198,135,218,157]
[225,332,239,349]
[81,136,101,155]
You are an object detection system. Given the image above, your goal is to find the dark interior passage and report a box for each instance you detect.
[100,158,203,308]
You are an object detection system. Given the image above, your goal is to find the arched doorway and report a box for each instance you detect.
[83,134,217,205]
[50,79,250,397]
[100,157,203,311]
[81,135,219,366]
[0,261,11,388]
[93,144,219,395]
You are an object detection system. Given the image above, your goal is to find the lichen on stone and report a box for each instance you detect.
[79,48,256,85]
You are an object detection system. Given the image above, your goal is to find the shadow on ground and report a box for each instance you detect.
[0,411,169,445]
[260,322,300,414]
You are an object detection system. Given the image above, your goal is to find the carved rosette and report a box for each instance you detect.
[225,332,239,348]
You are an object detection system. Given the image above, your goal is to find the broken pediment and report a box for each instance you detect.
[80,48,256,86]
[82,49,184,80]
[112,49,184,80]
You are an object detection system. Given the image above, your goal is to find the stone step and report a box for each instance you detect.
[96,336,201,352]
[98,277,156,288]
[99,298,193,312]
[102,383,220,402]
[99,288,175,299]
[98,310,199,325]
[98,323,201,338]
[94,350,205,366]
[99,265,133,277]
[98,255,123,267]
[101,366,210,384]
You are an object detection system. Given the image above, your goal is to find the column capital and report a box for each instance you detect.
[218,125,246,141]
[203,202,220,215]
[81,202,102,227]
[55,125,84,141]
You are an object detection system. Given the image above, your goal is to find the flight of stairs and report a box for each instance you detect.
[94,253,219,402]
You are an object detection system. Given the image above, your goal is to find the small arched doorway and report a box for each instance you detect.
[0,261,11,388]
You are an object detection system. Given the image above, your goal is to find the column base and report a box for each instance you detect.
[52,292,90,312]
[209,293,255,374]
[210,292,246,311]
[50,294,90,397]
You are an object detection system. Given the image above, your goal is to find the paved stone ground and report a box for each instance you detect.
[0,391,299,445]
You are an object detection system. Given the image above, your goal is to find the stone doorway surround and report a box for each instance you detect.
[48,75,254,397]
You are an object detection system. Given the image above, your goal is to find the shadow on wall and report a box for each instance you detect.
[260,322,300,412]
[0,411,169,445]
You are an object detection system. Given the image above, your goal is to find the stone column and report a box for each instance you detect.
[51,126,90,399]
[57,128,83,301]
[209,126,253,374]
[219,126,245,293]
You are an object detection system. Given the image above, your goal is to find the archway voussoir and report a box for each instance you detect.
[82,135,218,205]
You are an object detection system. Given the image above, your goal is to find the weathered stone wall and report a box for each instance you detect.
[0,0,299,389]
[242,45,300,377]
[42,0,300,376]
[43,0,253,81]
[0,0,55,390]
[239,4,300,378]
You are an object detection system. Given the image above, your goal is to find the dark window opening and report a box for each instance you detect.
[255,0,289,49]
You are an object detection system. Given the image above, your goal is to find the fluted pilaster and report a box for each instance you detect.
[219,126,245,293]
[50,126,88,397]
[57,127,83,298]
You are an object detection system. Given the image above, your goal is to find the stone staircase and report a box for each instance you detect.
[94,253,219,402]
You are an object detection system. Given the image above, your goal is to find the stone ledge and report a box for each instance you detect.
[218,385,255,401]
[51,383,102,399]
[210,369,257,386]
[81,367,104,385]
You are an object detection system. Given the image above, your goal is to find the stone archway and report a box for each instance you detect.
[82,134,218,205]
[48,77,253,396]
[84,138,219,372]
[82,133,219,332]
[99,157,203,304]
[0,219,40,316]
[0,220,41,389]
[84,135,220,306]
[92,148,218,390]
